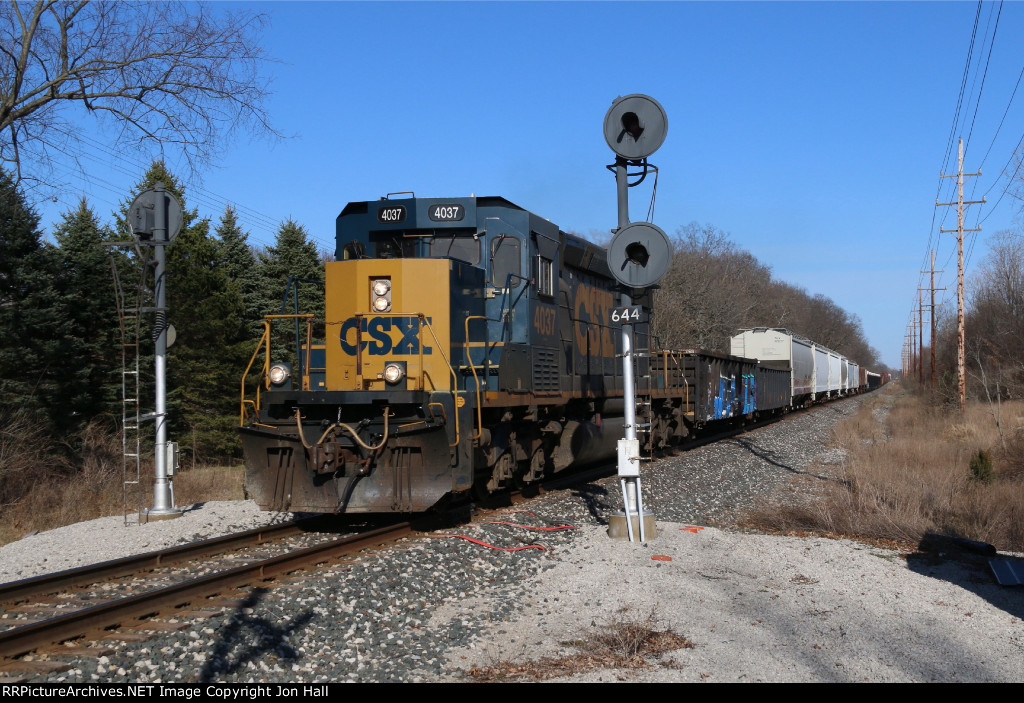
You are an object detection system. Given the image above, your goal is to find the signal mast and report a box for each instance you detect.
[602,95,672,542]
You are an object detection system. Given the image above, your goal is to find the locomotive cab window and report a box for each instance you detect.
[374,237,418,259]
[431,235,481,265]
[490,235,521,289]
[535,255,554,297]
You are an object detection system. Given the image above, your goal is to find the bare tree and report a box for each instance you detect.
[652,221,881,367]
[965,229,1024,398]
[654,222,773,353]
[0,1,276,188]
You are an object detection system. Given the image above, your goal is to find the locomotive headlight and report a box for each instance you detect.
[383,362,404,384]
[268,363,290,386]
[370,278,391,312]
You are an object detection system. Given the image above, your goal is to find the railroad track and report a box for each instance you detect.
[0,519,413,676]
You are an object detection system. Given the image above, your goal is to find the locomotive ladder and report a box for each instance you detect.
[108,245,154,526]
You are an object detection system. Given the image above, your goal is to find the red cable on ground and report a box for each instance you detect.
[429,534,546,551]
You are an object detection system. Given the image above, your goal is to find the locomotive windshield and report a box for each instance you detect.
[430,234,481,264]
[373,237,417,258]
[364,229,486,266]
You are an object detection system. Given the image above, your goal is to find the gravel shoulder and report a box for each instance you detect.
[433,524,1024,682]
[3,394,1023,683]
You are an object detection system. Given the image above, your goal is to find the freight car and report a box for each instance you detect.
[730,328,863,405]
[238,196,869,514]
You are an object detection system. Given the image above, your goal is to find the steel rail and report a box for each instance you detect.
[0,522,412,660]
[0,518,332,605]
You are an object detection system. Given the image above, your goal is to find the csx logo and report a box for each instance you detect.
[574,283,615,353]
[339,316,432,355]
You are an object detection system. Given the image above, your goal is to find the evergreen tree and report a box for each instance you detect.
[51,199,121,435]
[166,216,249,459]
[256,219,326,365]
[215,206,263,338]
[256,219,325,319]
[0,169,60,425]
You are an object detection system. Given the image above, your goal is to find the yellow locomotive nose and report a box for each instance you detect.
[325,259,452,392]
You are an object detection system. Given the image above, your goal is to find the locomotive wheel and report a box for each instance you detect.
[513,447,546,489]
[471,476,491,502]
[511,467,529,490]
[476,451,516,497]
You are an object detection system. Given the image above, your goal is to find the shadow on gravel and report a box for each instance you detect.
[905,533,1024,621]
[730,437,832,481]
[199,587,315,682]
[571,483,613,525]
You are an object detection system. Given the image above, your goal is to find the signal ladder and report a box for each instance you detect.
[108,244,155,525]
[632,346,655,460]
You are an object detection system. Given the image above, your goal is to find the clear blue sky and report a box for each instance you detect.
[32,1,1024,370]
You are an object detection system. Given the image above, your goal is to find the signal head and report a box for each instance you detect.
[603,94,668,160]
[607,222,672,289]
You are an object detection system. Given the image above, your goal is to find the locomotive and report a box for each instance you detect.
[238,195,866,514]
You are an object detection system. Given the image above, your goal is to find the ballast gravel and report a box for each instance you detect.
[3,394,1022,683]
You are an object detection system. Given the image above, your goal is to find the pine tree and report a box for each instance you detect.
[0,169,60,425]
[257,218,325,318]
[166,216,249,459]
[215,206,263,337]
[51,199,121,435]
[256,219,326,367]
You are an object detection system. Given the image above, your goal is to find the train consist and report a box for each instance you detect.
[238,195,881,514]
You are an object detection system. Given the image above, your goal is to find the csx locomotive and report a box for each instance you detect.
[238,195,861,514]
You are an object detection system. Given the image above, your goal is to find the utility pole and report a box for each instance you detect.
[938,139,984,413]
[918,290,924,385]
[909,329,917,382]
[912,310,920,382]
[922,251,945,392]
[916,311,922,381]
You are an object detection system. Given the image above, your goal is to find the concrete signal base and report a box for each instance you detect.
[607,511,658,541]
[141,508,183,523]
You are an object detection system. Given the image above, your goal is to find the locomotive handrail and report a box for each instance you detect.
[496,271,532,344]
[463,314,497,441]
[240,320,271,425]
[417,315,461,448]
[239,314,316,425]
[302,316,313,391]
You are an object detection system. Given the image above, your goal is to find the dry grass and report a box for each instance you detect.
[172,463,246,506]
[0,415,244,547]
[745,385,1024,552]
[465,607,693,681]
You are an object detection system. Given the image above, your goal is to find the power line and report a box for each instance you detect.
[922,0,1021,329]
[974,60,1021,173]
[36,126,338,254]
[963,0,1003,161]
[941,0,983,173]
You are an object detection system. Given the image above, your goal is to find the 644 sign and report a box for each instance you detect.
[611,306,646,324]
